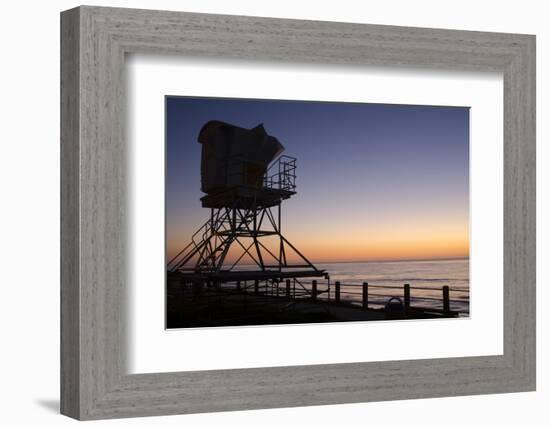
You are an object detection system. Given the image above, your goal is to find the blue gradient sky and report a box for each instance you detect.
[166,96,469,262]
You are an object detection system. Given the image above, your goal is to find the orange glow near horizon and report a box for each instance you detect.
[284,218,468,263]
[166,219,469,264]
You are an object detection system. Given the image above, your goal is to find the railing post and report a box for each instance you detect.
[311,280,317,301]
[286,279,291,298]
[404,284,410,312]
[443,286,450,314]
[362,282,369,310]
[236,280,241,291]
[335,281,341,304]
[276,280,280,297]
[254,279,259,294]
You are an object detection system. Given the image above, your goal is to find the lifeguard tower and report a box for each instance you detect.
[167,120,326,286]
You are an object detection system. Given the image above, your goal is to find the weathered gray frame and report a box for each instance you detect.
[60,5,536,420]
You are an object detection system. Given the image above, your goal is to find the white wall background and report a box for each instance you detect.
[0,0,546,425]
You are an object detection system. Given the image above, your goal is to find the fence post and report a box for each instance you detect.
[254,279,259,294]
[311,280,317,301]
[404,284,410,312]
[362,282,369,310]
[335,281,341,304]
[286,279,291,298]
[443,286,450,314]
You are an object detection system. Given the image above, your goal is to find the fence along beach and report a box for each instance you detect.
[316,259,469,315]
[166,259,469,328]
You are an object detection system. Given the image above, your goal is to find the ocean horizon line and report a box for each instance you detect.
[313,256,469,265]
[167,256,469,269]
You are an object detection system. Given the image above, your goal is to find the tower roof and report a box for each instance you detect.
[197,120,285,197]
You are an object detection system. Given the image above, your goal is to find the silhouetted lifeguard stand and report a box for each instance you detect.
[167,120,325,285]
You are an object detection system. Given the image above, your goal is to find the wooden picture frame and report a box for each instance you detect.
[60,5,536,420]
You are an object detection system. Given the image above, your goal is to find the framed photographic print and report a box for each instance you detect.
[61,6,536,420]
[164,96,471,329]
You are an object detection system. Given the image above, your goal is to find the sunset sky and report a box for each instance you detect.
[166,96,469,263]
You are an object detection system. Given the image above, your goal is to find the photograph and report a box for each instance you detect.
[165,96,470,329]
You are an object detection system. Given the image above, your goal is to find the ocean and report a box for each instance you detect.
[315,258,470,315]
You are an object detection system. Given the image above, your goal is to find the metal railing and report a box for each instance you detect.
[224,155,297,192]
[173,277,470,316]
[263,155,296,192]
